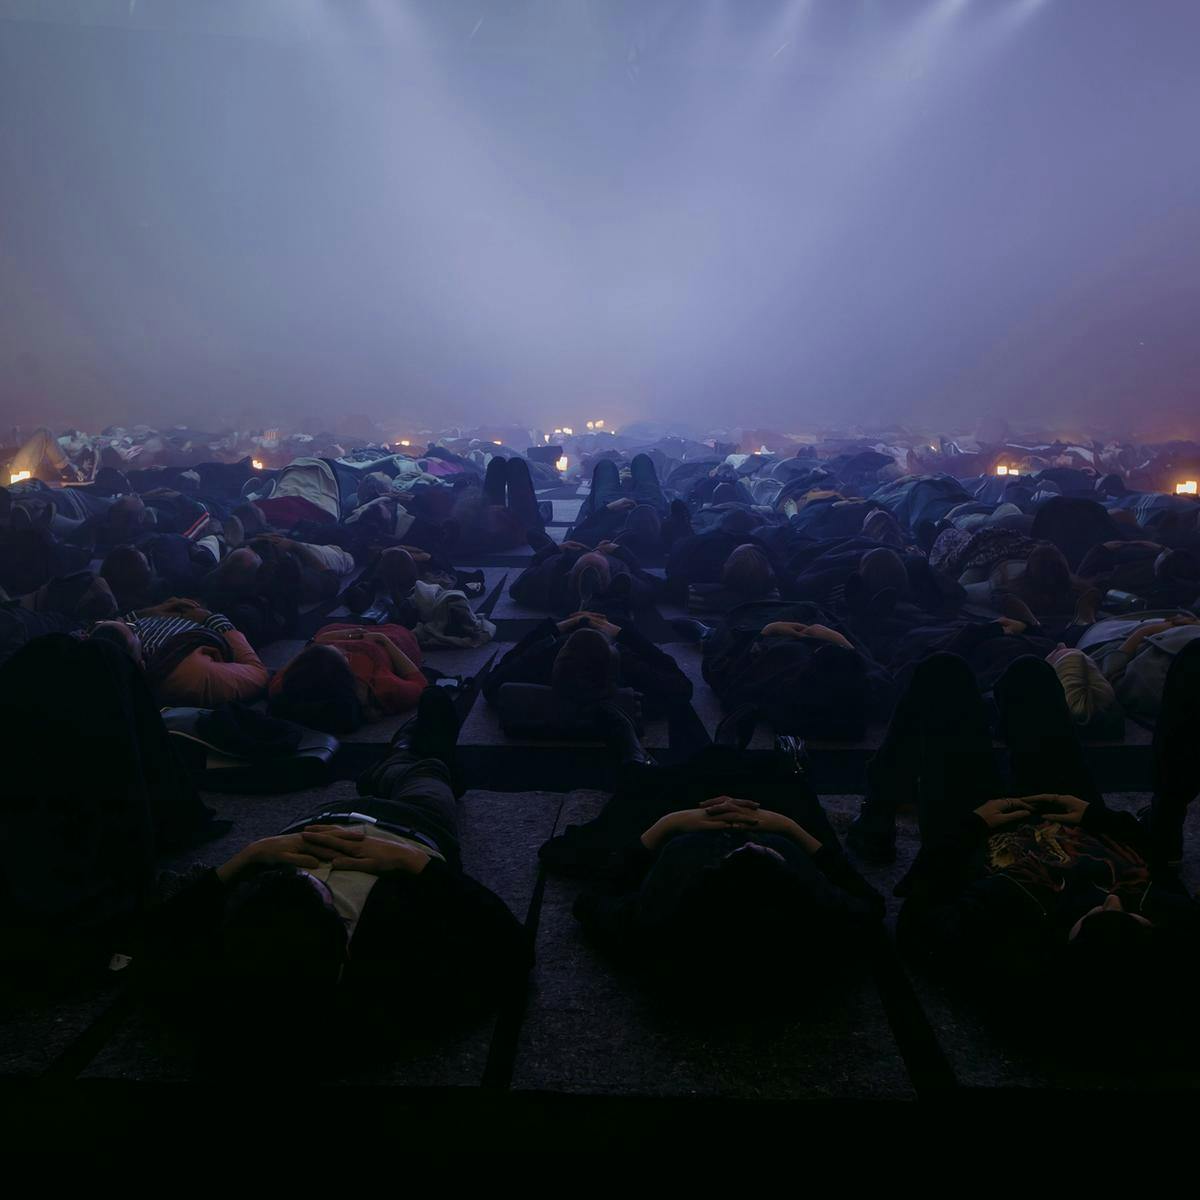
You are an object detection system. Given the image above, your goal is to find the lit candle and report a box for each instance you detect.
[595,419,605,429]
[586,421,595,430]
[9,470,30,484]
[996,465,1009,476]
[1177,480,1198,495]
[562,427,573,436]
[556,455,569,472]
[399,439,411,447]
[251,459,264,471]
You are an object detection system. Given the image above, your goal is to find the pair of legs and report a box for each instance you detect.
[852,652,1103,853]
[482,456,541,530]
[350,688,463,869]
[581,455,668,517]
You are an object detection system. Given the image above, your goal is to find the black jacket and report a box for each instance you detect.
[482,617,693,717]
[897,803,1200,972]
[143,858,531,1024]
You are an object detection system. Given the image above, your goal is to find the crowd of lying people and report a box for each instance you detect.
[2,419,1199,1073]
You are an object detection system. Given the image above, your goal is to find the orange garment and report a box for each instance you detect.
[158,630,268,708]
[307,623,426,716]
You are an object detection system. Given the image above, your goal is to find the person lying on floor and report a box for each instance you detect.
[847,652,1200,1041]
[567,456,689,563]
[539,735,883,1007]
[140,688,531,1062]
[482,614,693,727]
[1073,610,1200,724]
[447,455,544,555]
[684,601,895,745]
[89,598,268,708]
[509,537,665,614]
[665,509,784,604]
[1,630,224,983]
[269,621,427,735]
[0,569,116,668]
[344,545,486,614]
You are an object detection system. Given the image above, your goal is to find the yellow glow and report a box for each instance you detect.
[1177,480,1198,495]
[556,455,569,472]
[493,440,502,445]
[562,426,573,436]
[399,439,411,447]
[996,465,1009,476]
[9,470,30,484]
[251,459,264,471]
[595,419,605,429]
[543,434,550,443]
[586,421,595,430]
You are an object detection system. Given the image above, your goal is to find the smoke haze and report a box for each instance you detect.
[2,0,1198,438]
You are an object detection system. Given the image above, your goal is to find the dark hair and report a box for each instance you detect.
[1013,543,1076,615]
[270,644,364,734]
[552,627,618,709]
[640,840,842,1010]
[101,545,152,606]
[722,544,774,597]
[196,867,349,1065]
[88,620,140,664]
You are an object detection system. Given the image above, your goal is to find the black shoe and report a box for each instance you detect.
[671,617,713,644]
[343,578,375,614]
[527,527,555,553]
[847,812,897,865]
[455,568,486,597]
[594,703,653,768]
[359,688,462,797]
[714,703,757,749]
[1138,804,1184,865]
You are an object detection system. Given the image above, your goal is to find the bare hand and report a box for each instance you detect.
[1025,793,1089,825]
[973,797,1034,830]
[301,826,431,875]
[996,617,1027,636]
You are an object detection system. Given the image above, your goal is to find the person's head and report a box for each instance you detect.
[638,834,838,1007]
[107,495,146,529]
[1017,543,1075,613]
[861,507,905,548]
[100,545,153,606]
[857,546,908,598]
[567,551,611,610]
[622,503,661,545]
[551,627,619,709]
[207,546,262,595]
[356,472,393,506]
[377,547,417,598]
[722,543,774,597]
[233,502,267,537]
[211,865,349,1050]
[1050,647,1122,737]
[270,643,364,734]
[89,619,143,666]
